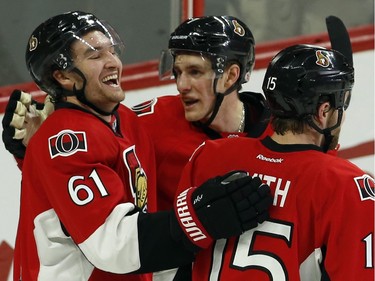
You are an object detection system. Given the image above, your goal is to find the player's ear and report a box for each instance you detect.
[224,63,240,89]
[315,101,333,127]
[52,70,75,90]
[320,102,333,116]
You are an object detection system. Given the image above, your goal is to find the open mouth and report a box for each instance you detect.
[182,98,198,107]
[102,74,119,87]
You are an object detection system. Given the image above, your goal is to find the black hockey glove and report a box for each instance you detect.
[174,170,272,249]
[2,90,53,159]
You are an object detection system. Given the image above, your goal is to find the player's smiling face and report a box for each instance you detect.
[173,53,218,122]
[68,30,125,113]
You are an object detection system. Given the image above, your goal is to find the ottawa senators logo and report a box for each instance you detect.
[48,130,87,158]
[131,98,157,117]
[232,20,245,36]
[123,146,148,212]
[354,174,375,201]
[134,167,148,210]
[315,50,331,67]
[29,35,38,51]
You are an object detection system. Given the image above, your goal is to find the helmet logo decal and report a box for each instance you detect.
[29,35,38,52]
[216,57,225,73]
[232,20,245,37]
[315,50,331,67]
[56,54,69,69]
[171,35,188,40]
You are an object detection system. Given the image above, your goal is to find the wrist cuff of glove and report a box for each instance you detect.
[169,210,202,253]
[174,187,213,249]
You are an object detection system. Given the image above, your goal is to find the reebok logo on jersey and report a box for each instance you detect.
[256,154,283,163]
[48,130,87,158]
[354,174,375,201]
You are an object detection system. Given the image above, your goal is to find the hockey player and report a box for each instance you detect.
[3,16,272,210]
[2,15,273,281]
[132,15,272,212]
[175,44,374,280]
[6,11,272,281]
[132,17,273,280]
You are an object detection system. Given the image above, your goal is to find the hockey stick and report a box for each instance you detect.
[325,15,353,66]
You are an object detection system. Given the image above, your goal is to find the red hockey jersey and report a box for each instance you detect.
[177,136,374,280]
[132,94,272,211]
[14,103,156,281]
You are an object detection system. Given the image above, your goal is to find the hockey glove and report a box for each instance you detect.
[174,170,272,249]
[2,90,54,158]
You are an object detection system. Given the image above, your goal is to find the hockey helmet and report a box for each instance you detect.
[262,44,354,118]
[25,11,124,97]
[160,15,255,84]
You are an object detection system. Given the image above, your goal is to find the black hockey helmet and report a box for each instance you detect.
[160,15,255,85]
[26,11,124,98]
[262,44,354,119]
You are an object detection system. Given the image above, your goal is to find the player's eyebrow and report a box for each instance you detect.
[174,62,207,71]
[83,45,102,56]
[83,42,115,56]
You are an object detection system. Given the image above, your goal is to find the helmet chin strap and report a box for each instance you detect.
[305,108,343,152]
[196,78,239,127]
[68,68,119,116]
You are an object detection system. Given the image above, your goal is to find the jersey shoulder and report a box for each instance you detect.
[131,95,183,118]
[37,107,107,136]
[131,95,191,140]
[191,137,259,161]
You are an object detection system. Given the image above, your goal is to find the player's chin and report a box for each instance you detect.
[184,111,202,122]
[109,88,125,101]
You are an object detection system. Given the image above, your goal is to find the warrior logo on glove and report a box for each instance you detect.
[174,170,272,249]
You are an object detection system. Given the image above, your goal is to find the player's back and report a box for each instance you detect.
[178,136,374,280]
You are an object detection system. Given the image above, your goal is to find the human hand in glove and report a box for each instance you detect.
[174,170,272,249]
[2,90,54,158]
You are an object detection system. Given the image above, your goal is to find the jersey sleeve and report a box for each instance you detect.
[176,141,207,191]
[31,127,142,273]
[27,109,193,275]
[316,165,374,279]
